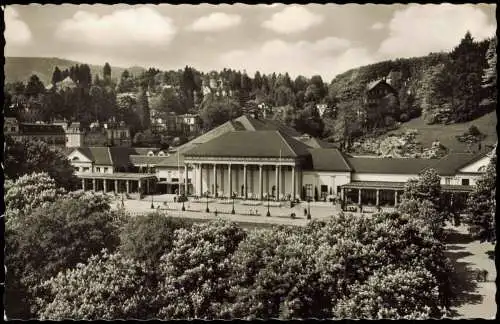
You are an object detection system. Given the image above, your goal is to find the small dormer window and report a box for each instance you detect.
[158,151,165,157]
[72,156,80,161]
[147,151,155,157]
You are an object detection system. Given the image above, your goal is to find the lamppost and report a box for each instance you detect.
[266,192,271,217]
[231,193,235,214]
[150,190,154,209]
[181,199,185,211]
[307,198,311,220]
[205,192,210,213]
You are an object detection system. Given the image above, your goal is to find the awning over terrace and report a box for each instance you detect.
[340,181,406,190]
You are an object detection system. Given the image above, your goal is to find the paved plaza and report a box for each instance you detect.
[111,194,345,227]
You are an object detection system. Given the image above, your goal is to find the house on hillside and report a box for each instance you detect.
[364,79,397,105]
[5,118,66,146]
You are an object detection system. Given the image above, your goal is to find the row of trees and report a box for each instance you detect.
[5,178,452,320]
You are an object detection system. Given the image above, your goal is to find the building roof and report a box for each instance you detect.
[76,147,113,165]
[129,155,167,166]
[19,123,66,135]
[431,151,491,176]
[341,181,406,190]
[346,156,436,174]
[366,79,394,92]
[76,172,156,180]
[308,148,352,172]
[184,130,312,159]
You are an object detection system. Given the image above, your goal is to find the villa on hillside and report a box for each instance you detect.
[64,115,493,211]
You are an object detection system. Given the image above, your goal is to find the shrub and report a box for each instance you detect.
[399,113,410,122]
[119,213,191,267]
[467,125,481,137]
[35,251,154,320]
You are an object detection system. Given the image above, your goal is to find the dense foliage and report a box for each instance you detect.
[5,192,119,319]
[35,251,153,320]
[465,154,496,242]
[118,212,191,267]
[4,137,79,190]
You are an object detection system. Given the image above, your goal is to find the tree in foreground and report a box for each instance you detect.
[156,219,247,319]
[5,194,119,319]
[118,212,191,268]
[465,154,496,243]
[4,137,79,191]
[4,172,66,226]
[35,251,153,320]
[333,265,442,319]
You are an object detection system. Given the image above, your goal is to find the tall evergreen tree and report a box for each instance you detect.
[103,62,112,84]
[51,67,63,85]
[25,75,45,97]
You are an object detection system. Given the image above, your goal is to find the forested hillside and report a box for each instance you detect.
[4,32,496,153]
[5,57,145,85]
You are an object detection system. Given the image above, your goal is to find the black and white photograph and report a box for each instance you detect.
[2,3,497,320]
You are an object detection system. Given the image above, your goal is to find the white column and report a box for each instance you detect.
[394,190,398,206]
[126,180,130,194]
[103,179,107,193]
[82,179,86,191]
[213,164,217,196]
[228,164,232,198]
[138,180,142,193]
[292,166,296,200]
[184,165,188,195]
[358,189,362,205]
[259,165,263,200]
[376,189,380,206]
[115,180,119,193]
[199,163,203,196]
[92,179,96,191]
[275,165,279,201]
[243,164,248,199]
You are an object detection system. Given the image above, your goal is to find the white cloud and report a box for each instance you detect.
[262,6,323,34]
[189,12,242,32]
[55,6,177,47]
[4,6,32,46]
[371,22,384,30]
[218,38,375,80]
[378,4,496,58]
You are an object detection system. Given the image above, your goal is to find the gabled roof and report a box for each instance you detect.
[366,79,394,92]
[184,130,312,158]
[431,151,491,176]
[308,148,352,172]
[346,156,436,174]
[19,123,65,135]
[75,147,113,165]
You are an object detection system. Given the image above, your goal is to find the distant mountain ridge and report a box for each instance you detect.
[5,57,147,85]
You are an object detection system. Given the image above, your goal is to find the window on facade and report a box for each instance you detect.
[83,167,90,172]
[104,167,108,172]
[11,127,16,132]
[461,179,470,186]
[478,166,486,172]
[72,157,80,161]
[96,167,101,172]
[445,177,452,185]
[172,178,179,182]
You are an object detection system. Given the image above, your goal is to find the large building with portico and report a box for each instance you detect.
[66,115,493,210]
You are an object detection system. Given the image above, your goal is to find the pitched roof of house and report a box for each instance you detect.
[308,148,352,172]
[76,147,113,165]
[183,130,312,158]
[19,123,65,135]
[431,151,491,175]
[366,79,394,92]
[346,156,436,174]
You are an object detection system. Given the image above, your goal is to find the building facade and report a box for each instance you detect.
[66,115,493,210]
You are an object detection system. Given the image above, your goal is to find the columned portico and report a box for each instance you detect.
[184,156,300,201]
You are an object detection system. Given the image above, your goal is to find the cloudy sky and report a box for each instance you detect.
[4,3,496,80]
